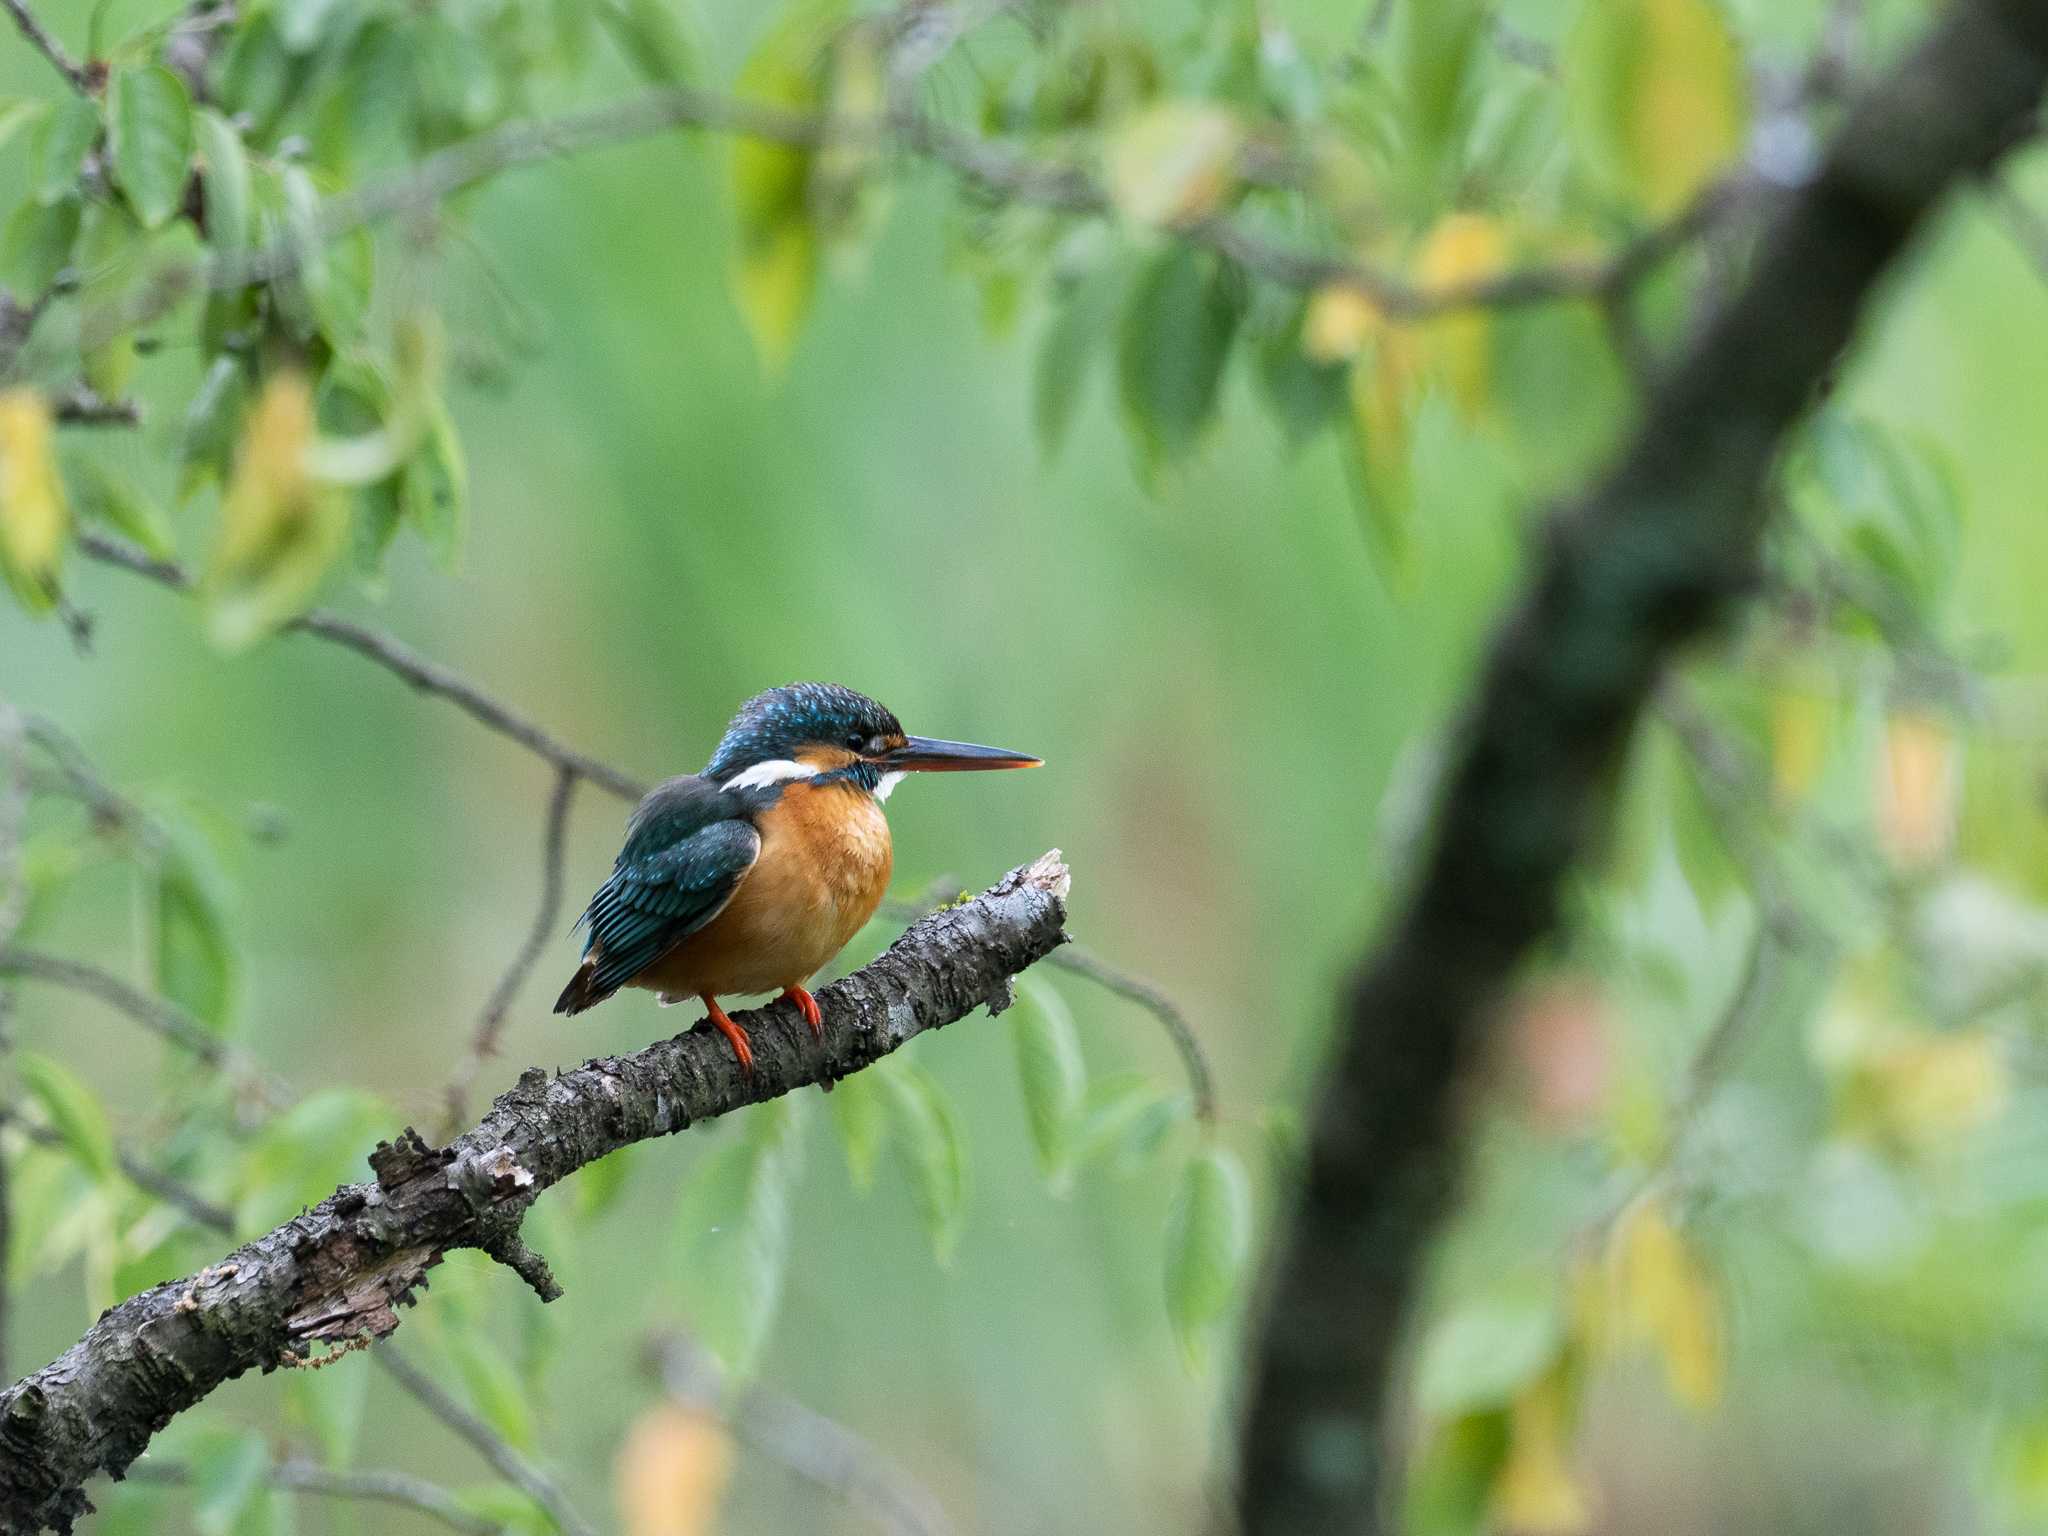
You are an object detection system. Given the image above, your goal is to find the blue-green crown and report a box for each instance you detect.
[704,683,902,782]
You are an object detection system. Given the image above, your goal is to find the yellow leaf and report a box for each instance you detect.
[1572,0,1748,216]
[1490,1368,1591,1535]
[203,371,348,650]
[1877,710,1957,870]
[0,389,68,614]
[1106,101,1242,229]
[1768,688,1829,804]
[1603,1197,1723,1412]
[728,8,836,374]
[1841,1026,2008,1154]
[615,1402,733,1536]
[1303,284,1377,364]
[1416,213,1507,418]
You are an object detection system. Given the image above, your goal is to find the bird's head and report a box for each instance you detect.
[704,682,1040,799]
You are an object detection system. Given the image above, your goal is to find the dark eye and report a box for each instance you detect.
[844,731,865,751]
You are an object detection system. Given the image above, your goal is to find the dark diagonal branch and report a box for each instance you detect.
[0,0,90,93]
[440,765,578,1136]
[0,852,1069,1535]
[74,532,645,801]
[376,1346,593,1536]
[1235,4,2048,1534]
[0,946,252,1081]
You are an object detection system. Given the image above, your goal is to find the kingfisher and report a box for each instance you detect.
[554,682,1040,1072]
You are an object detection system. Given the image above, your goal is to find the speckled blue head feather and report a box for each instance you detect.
[704,683,903,782]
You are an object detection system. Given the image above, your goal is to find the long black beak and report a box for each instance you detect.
[881,735,1043,772]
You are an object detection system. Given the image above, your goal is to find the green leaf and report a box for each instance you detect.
[601,0,699,83]
[1258,309,1350,447]
[1414,1291,1567,1417]
[0,99,50,161]
[454,1486,553,1536]
[35,96,100,205]
[194,109,253,259]
[1033,261,1122,458]
[1067,1074,1169,1171]
[68,456,176,558]
[1118,247,1241,476]
[881,1059,968,1263]
[219,12,296,137]
[826,1063,889,1191]
[400,398,467,566]
[728,5,839,373]
[109,66,195,229]
[276,0,347,54]
[1404,1409,1512,1536]
[17,1051,117,1182]
[180,355,251,501]
[156,826,237,1034]
[1012,977,1086,1189]
[234,1088,391,1232]
[1,196,82,297]
[1163,1143,1252,1368]
[673,1098,804,1377]
[1399,0,1488,194]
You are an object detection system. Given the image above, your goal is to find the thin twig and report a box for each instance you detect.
[0,0,90,93]
[19,711,153,840]
[439,765,577,1136]
[91,83,1736,334]
[75,531,646,801]
[1046,944,1218,1124]
[0,1112,235,1234]
[49,387,140,427]
[0,944,237,1075]
[647,1330,954,1536]
[130,1456,506,1536]
[377,1346,598,1536]
[882,891,1218,1120]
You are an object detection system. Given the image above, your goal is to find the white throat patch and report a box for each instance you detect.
[872,770,906,803]
[724,758,818,792]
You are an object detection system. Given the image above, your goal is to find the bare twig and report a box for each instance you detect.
[1046,944,1218,1124]
[48,388,139,428]
[647,1330,954,1536]
[439,765,577,1136]
[74,531,646,801]
[129,1456,505,1536]
[0,0,90,93]
[0,945,253,1081]
[376,1347,594,1536]
[0,701,25,1384]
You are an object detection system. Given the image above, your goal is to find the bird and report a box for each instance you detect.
[554,682,1040,1073]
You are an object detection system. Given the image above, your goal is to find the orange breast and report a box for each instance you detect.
[634,781,892,1000]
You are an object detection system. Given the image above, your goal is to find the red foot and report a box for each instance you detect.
[702,995,754,1075]
[781,984,824,1040]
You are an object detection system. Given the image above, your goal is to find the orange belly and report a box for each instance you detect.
[634,780,892,1000]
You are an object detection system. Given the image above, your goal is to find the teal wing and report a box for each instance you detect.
[556,777,760,1010]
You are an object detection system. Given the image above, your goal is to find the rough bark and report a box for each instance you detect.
[0,852,1070,1535]
[1234,3,2048,1533]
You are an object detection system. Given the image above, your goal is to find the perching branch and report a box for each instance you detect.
[74,532,646,801]
[1234,4,2048,1534]
[0,851,1069,1535]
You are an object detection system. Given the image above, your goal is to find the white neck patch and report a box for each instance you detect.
[724,758,817,792]
[872,770,907,803]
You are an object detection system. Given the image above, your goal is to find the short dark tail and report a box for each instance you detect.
[553,957,611,1016]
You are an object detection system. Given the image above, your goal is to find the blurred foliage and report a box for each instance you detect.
[2,0,2048,1532]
